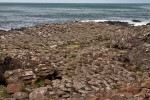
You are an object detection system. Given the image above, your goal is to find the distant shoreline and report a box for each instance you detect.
[0,20,150,31]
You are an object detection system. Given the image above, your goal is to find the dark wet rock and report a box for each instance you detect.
[132,20,141,22]
[0,56,25,85]
[10,27,27,32]
[0,56,21,73]
[0,30,7,36]
[74,21,79,22]
[104,21,129,26]
[0,72,7,85]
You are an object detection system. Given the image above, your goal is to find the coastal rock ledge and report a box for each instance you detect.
[0,22,150,100]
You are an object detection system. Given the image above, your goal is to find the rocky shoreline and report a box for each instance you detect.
[0,22,150,100]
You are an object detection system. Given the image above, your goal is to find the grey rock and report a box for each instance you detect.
[29,87,48,100]
[34,64,54,78]
[12,92,28,100]
[4,69,37,84]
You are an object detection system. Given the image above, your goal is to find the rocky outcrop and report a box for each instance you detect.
[104,21,129,26]
[128,43,150,70]
[0,22,150,99]
[132,19,141,22]
[34,64,55,78]
[7,83,22,94]
[29,87,48,100]
[4,65,56,84]
[4,69,36,84]
[12,92,28,100]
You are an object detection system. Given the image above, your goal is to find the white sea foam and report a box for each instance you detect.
[81,20,149,26]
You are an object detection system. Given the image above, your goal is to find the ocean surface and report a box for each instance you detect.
[0,3,150,30]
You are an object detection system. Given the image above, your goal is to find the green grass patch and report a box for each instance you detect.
[66,44,80,49]
[137,72,143,78]
[38,80,45,86]
[112,85,118,90]
[69,53,77,59]
[135,67,144,72]
[20,84,26,92]
[95,35,109,41]
[0,85,10,98]
[31,80,45,88]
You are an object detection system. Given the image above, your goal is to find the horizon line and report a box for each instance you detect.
[0,2,149,4]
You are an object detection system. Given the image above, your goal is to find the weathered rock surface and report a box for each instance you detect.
[0,22,150,99]
[29,87,48,100]
[4,66,57,84]
[12,92,28,100]
[4,69,36,84]
[7,84,22,94]
[34,64,55,78]
[141,81,150,89]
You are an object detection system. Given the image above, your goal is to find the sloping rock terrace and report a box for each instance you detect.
[0,22,150,100]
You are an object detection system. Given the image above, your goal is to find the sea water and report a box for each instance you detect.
[0,3,150,30]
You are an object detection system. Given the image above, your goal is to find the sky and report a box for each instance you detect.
[0,0,150,3]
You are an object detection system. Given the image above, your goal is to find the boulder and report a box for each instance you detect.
[126,86,141,94]
[127,66,136,71]
[0,56,21,73]
[34,64,55,78]
[7,83,22,94]
[44,79,51,85]
[141,81,150,89]
[4,69,37,84]
[0,72,7,85]
[104,21,129,26]
[147,23,150,25]
[132,20,141,22]
[4,65,57,84]
[12,92,28,100]
[70,94,84,100]
[111,94,126,100]
[85,94,99,100]
[29,87,48,100]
